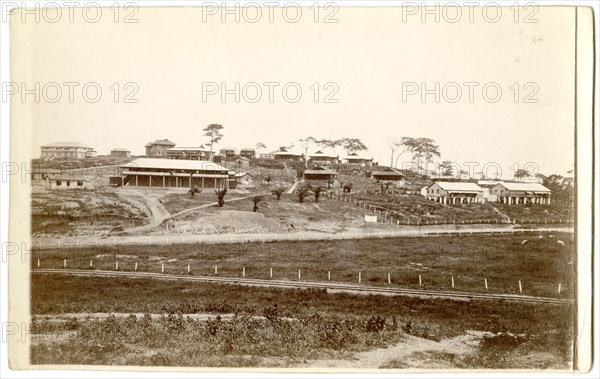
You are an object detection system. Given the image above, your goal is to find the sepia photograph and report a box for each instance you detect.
[1,0,596,375]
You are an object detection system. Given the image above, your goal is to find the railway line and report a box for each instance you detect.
[33,269,574,305]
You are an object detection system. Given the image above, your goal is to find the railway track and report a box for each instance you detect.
[33,269,574,305]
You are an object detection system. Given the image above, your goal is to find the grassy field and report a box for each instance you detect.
[30,273,574,368]
[32,233,575,298]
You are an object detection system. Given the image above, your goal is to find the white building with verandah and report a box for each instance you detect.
[424,182,485,204]
[120,158,230,189]
[40,142,97,159]
[490,182,552,205]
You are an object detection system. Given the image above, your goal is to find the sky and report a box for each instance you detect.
[11,5,577,179]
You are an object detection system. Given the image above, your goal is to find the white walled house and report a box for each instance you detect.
[40,142,97,159]
[490,182,552,204]
[424,182,485,204]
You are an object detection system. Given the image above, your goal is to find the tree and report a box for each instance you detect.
[397,137,440,173]
[438,160,454,176]
[215,188,227,207]
[387,138,404,167]
[316,138,341,154]
[296,186,310,203]
[343,183,353,193]
[203,124,224,151]
[264,175,272,186]
[252,195,263,212]
[338,138,368,156]
[298,137,317,168]
[271,187,285,200]
[313,186,323,202]
[255,142,267,151]
[188,185,202,198]
[514,169,531,181]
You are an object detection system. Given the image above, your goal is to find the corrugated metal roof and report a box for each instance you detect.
[167,147,212,152]
[112,148,130,152]
[122,158,228,172]
[41,141,91,148]
[304,169,337,175]
[495,182,551,192]
[431,182,483,192]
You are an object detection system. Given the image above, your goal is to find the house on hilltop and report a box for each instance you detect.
[145,139,176,157]
[40,142,97,159]
[309,151,339,165]
[166,146,215,161]
[273,148,303,161]
[343,153,373,166]
[111,148,131,158]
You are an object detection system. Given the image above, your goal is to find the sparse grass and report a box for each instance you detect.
[30,273,574,368]
[31,190,149,236]
[31,233,575,298]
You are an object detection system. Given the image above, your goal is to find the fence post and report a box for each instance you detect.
[243,267,246,277]
[215,265,218,275]
[116,261,119,270]
[388,273,391,285]
[451,276,455,289]
[90,260,93,268]
[161,263,164,274]
[484,278,488,290]
[270,267,273,278]
[328,271,331,280]
[135,262,138,271]
[558,283,562,294]
[358,272,361,283]
[419,274,422,286]
[64,259,66,269]
[298,269,301,280]
[518,280,522,293]
[187,264,190,274]
[37,259,40,268]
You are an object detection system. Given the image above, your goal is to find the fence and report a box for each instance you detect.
[325,192,574,226]
[34,257,571,300]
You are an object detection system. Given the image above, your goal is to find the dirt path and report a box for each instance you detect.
[117,189,172,233]
[299,332,483,369]
[287,179,302,194]
[32,226,574,249]
[171,192,271,218]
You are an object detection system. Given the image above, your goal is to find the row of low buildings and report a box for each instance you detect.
[39,140,376,167]
[423,181,552,204]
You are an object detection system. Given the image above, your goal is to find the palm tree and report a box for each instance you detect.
[296,187,310,203]
[313,186,323,202]
[252,195,263,212]
[215,188,228,207]
[188,185,201,198]
[271,187,285,200]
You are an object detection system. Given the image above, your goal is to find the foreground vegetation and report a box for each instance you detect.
[31,274,574,368]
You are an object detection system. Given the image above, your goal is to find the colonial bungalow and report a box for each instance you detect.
[273,148,304,161]
[259,152,275,159]
[111,148,131,158]
[490,182,552,204]
[372,168,404,183]
[303,165,337,186]
[40,142,97,159]
[239,148,256,159]
[121,158,230,189]
[309,151,339,165]
[425,182,485,204]
[48,174,95,190]
[145,139,175,157]
[219,147,239,160]
[166,146,215,161]
[228,171,255,189]
[343,153,373,166]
